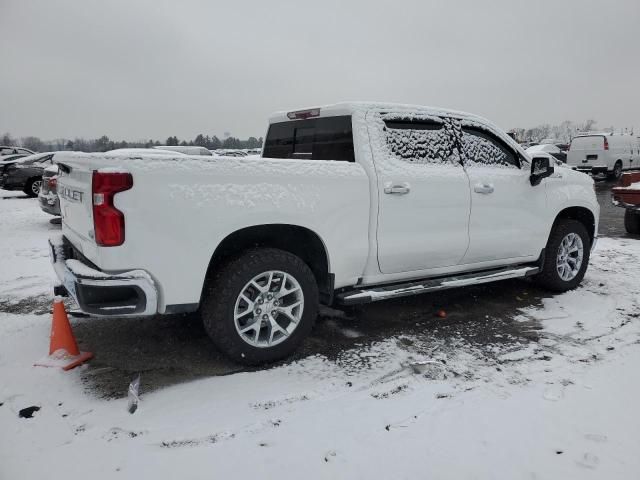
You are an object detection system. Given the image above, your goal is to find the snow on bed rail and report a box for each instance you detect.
[53,151,366,179]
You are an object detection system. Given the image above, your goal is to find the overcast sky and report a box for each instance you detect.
[1,0,639,141]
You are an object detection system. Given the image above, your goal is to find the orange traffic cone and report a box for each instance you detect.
[35,297,93,371]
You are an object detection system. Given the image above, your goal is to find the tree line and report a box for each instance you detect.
[0,133,263,153]
[509,119,604,144]
[4,119,632,153]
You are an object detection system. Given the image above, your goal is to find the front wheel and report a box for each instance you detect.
[534,219,591,292]
[199,248,319,365]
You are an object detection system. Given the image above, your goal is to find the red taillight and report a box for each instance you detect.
[92,171,133,246]
[603,137,609,150]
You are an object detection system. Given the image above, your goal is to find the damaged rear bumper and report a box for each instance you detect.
[49,235,158,316]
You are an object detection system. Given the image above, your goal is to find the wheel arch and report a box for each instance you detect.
[26,175,42,184]
[203,224,333,304]
[553,206,596,244]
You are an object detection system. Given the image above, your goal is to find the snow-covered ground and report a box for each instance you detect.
[1,191,639,479]
[0,192,58,307]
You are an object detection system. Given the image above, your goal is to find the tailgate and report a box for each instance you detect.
[55,154,96,245]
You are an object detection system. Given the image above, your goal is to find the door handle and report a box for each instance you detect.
[474,183,494,194]
[384,182,411,195]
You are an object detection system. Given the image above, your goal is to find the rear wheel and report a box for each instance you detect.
[534,219,590,292]
[200,248,319,365]
[608,161,623,181]
[624,209,640,234]
[24,178,42,197]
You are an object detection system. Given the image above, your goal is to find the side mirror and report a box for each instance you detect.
[530,156,554,186]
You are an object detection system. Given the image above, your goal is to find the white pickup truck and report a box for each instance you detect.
[51,102,599,364]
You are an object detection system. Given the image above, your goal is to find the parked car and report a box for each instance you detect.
[611,172,640,234]
[0,152,54,197]
[39,164,60,215]
[526,144,567,163]
[0,146,34,156]
[567,133,639,180]
[51,102,599,365]
[153,146,212,156]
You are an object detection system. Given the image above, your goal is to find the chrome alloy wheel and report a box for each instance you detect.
[234,270,304,348]
[556,233,584,281]
[32,180,42,195]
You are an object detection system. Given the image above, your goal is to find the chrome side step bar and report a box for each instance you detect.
[336,265,540,305]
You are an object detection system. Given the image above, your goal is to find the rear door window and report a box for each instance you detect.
[382,117,460,165]
[263,116,354,161]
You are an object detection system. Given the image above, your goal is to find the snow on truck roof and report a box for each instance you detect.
[269,102,494,125]
[269,102,522,155]
[574,132,636,138]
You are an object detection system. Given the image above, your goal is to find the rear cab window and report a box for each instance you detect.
[382,117,460,165]
[262,116,355,162]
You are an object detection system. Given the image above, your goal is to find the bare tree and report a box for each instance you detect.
[1,133,15,146]
[21,136,44,152]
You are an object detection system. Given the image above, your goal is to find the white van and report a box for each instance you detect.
[153,145,212,156]
[567,133,639,179]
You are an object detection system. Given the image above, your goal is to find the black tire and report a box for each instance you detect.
[625,209,640,234]
[607,161,623,181]
[199,248,319,365]
[24,177,42,198]
[534,219,591,292]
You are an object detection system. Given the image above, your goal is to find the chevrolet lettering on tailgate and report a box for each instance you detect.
[59,186,83,203]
